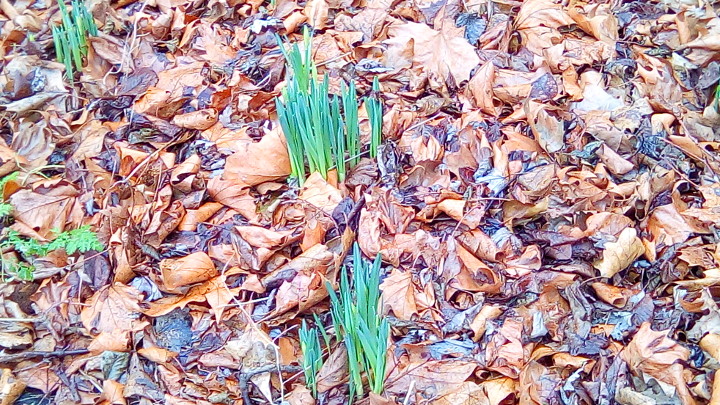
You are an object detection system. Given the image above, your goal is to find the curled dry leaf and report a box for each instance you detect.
[470,305,504,342]
[466,61,497,115]
[620,322,694,405]
[138,347,177,364]
[711,368,720,405]
[160,252,218,292]
[172,109,218,130]
[594,227,644,278]
[235,226,295,249]
[100,379,127,405]
[525,101,564,154]
[178,202,224,231]
[144,276,236,318]
[591,282,632,308]
[485,318,526,378]
[700,333,720,363]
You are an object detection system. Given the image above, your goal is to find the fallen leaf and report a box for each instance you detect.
[386,19,480,84]
[621,323,695,405]
[385,360,477,398]
[160,252,218,291]
[298,172,343,215]
[223,127,291,187]
[485,318,526,378]
[594,227,644,278]
[316,345,347,393]
[81,283,147,335]
[380,268,418,320]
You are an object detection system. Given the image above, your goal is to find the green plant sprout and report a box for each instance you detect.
[0,172,103,281]
[0,203,11,217]
[312,312,332,352]
[325,243,389,400]
[275,28,375,185]
[0,172,16,219]
[366,76,383,159]
[342,81,360,168]
[299,320,324,397]
[51,0,98,81]
[1,226,103,281]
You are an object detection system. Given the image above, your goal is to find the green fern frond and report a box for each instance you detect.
[0,203,12,217]
[47,225,104,254]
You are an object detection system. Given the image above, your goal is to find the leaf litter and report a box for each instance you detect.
[2,0,720,404]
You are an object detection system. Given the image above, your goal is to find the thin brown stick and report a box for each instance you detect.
[0,349,89,364]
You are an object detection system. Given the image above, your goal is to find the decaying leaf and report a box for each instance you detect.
[5,0,720,403]
[386,18,480,84]
[621,323,695,405]
[160,252,218,291]
[81,283,147,335]
[594,227,644,278]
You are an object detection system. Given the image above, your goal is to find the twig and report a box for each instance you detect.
[403,380,416,405]
[0,317,40,322]
[238,364,302,405]
[0,349,89,364]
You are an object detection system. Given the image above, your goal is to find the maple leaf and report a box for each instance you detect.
[386,19,480,85]
[81,283,146,335]
[621,323,695,405]
[379,268,418,320]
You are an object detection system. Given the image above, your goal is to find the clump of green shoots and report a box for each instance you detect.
[51,0,98,81]
[366,77,383,159]
[299,320,324,397]
[275,29,382,185]
[326,243,389,400]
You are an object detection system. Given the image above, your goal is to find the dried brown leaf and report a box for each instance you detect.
[380,268,418,320]
[160,252,218,291]
[594,227,644,278]
[81,283,146,335]
[386,20,480,84]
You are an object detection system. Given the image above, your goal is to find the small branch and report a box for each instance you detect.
[0,317,40,322]
[238,365,302,405]
[0,349,89,364]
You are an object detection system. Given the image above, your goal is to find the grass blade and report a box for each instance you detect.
[367,76,383,158]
